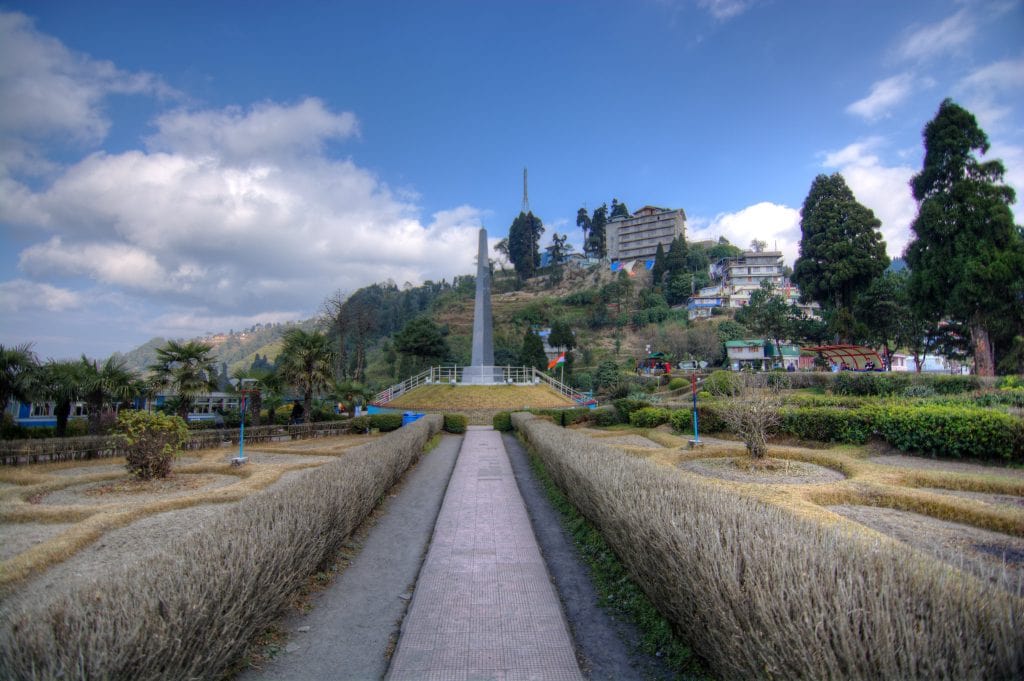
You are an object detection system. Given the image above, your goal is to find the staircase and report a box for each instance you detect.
[372,366,594,407]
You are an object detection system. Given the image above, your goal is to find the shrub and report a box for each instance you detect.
[589,406,621,427]
[786,372,836,390]
[779,407,873,444]
[667,377,687,391]
[0,417,442,680]
[763,371,792,391]
[702,370,739,397]
[613,398,650,422]
[512,414,1023,680]
[369,414,403,432]
[928,375,981,395]
[350,416,371,432]
[902,384,937,398]
[629,407,671,428]
[872,404,1024,460]
[670,403,728,434]
[972,389,1024,409]
[493,411,513,431]
[833,371,910,396]
[719,387,782,458]
[443,414,467,434]
[115,410,189,480]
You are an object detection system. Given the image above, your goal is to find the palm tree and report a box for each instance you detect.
[231,366,282,427]
[277,329,336,424]
[0,343,39,420]
[148,340,218,420]
[81,356,138,434]
[38,360,87,437]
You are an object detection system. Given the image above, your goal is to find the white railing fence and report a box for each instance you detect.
[372,366,594,407]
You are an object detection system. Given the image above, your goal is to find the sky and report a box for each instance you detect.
[1,0,1022,361]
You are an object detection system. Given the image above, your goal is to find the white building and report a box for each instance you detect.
[688,250,817,320]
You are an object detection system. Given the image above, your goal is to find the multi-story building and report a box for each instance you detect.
[607,206,686,263]
[687,250,816,320]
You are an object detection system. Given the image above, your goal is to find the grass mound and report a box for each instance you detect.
[386,384,574,410]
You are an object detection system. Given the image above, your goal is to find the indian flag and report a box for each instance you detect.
[547,352,566,370]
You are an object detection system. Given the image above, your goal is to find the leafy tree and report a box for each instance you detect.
[854,270,910,369]
[749,239,767,253]
[276,329,336,424]
[735,281,790,361]
[38,360,87,437]
[593,359,622,392]
[716,319,751,344]
[508,211,545,278]
[610,198,630,219]
[588,204,608,258]
[545,232,572,265]
[394,317,451,376]
[148,340,218,420]
[663,235,691,305]
[0,343,38,416]
[547,320,575,352]
[493,237,511,271]
[650,242,667,288]
[707,236,743,261]
[576,208,592,257]
[793,173,889,341]
[904,98,1024,376]
[232,366,281,427]
[81,356,137,435]
[518,328,548,371]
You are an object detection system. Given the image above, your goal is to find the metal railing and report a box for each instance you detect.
[372,366,595,407]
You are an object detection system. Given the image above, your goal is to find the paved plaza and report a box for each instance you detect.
[386,426,584,681]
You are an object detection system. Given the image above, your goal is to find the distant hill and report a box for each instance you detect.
[110,319,320,376]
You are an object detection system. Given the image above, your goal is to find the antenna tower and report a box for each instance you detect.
[521,167,530,214]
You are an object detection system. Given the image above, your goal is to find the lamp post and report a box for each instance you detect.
[236,378,258,464]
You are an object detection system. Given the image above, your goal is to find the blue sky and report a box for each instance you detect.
[1,0,1022,360]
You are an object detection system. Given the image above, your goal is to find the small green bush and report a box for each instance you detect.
[614,398,650,422]
[763,372,792,391]
[872,404,1024,460]
[115,410,189,480]
[493,411,513,431]
[972,389,1024,409]
[670,403,728,434]
[443,414,467,434]
[784,394,872,409]
[589,406,621,427]
[369,414,403,432]
[668,377,687,391]
[928,375,981,395]
[703,370,739,397]
[902,385,937,399]
[833,372,910,396]
[779,407,873,444]
[350,416,371,432]
[629,407,671,428]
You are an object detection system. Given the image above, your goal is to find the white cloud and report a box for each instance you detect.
[821,139,917,258]
[695,0,755,20]
[0,278,82,312]
[689,202,801,265]
[955,57,1024,130]
[897,9,974,62]
[0,11,173,151]
[846,74,915,121]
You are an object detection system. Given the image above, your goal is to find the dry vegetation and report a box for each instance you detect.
[517,413,1024,680]
[0,416,441,680]
[386,383,574,411]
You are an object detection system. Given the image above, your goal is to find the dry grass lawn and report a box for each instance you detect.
[386,384,575,410]
[571,423,1024,584]
[0,433,381,596]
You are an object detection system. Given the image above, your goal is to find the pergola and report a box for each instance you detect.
[804,344,884,370]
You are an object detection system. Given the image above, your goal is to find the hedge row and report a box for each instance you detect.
[513,414,1023,680]
[0,416,443,680]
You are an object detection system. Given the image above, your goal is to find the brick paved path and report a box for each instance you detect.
[386,426,584,681]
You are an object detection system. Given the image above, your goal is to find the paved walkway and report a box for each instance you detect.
[386,426,584,681]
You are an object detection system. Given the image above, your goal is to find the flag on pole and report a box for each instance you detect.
[547,352,566,370]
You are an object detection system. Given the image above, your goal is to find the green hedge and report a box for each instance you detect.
[588,406,621,426]
[493,411,513,431]
[871,405,1023,460]
[613,398,651,422]
[702,370,740,397]
[779,407,873,444]
[669,403,728,434]
[369,414,403,432]
[629,407,671,428]
[832,372,911,396]
[443,414,467,434]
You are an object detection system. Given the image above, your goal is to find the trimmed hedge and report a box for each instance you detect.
[872,405,1024,460]
[613,398,652,422]
[629,407,671,428]
[589,406,621,426]
[669,403,728,435]
[369,413,403,432]
[443,414,467,434]
[492,411,513,432]
[779,407,873,444]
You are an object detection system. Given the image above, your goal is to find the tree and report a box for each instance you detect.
[610,198,630,219]
[394,317,451,376]
[518,328,548,371]
[232,366,281,427]
[493,237,511,272]
[904,98,1024,376]
[508,211,545,279]
[545,233,572,265]
[588,204,608,258]
[547,320,575,352]
[854,270,910,369]
[650,242,667,288]
[720,376,783,460]
[749,239,767,253]
[277,329,336,424]
[38,360,86,437]
[576,208,592,256]
[81,356,137,435]
[735,281,790,362]
[148,340,218,420]
[793,173,889,341]
[0,343,38,416]
[663,235,691,305]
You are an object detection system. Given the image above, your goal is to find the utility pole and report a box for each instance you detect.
[521,167,530,214]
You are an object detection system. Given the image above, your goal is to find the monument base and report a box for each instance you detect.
[461,365,504,385]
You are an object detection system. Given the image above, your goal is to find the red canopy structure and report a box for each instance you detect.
[804,345,884,370]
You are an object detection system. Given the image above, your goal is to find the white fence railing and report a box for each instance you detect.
[372,366,595,407]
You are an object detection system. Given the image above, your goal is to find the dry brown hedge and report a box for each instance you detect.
[513,412,1024,681]
[0,415,441,680]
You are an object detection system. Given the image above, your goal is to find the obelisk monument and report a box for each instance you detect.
[463,227,498,384]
